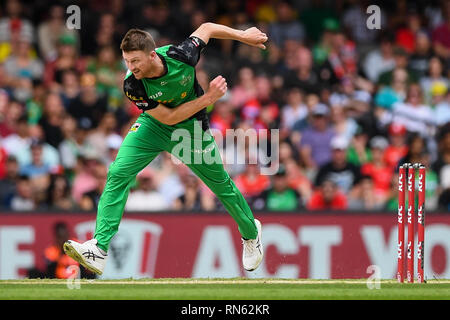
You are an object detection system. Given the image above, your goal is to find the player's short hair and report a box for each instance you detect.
[120,28,156,53]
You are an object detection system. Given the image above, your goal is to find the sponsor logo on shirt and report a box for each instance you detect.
[179,75,192,86]
[149,91,163,99]
[191,37,200,47]
[129,123,141,132]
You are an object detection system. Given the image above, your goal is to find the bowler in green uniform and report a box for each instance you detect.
[64,23,268,275]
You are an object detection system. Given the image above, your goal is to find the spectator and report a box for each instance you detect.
[431,1,450,60]
[268,1,305,48]
[395,7,423,54]
[37,5,80,62]
[432,125,450,183]
[384,123,409,170]
[1,115,30,157]
[253,165,302,211]
[438,164,450,211]
[234,162,270,200]
[27,222,94,279]
[84,112,121,164]
[173,171,215,211]
[58,116,89,174]
[419,56,449,105]
[374,67,408,112]
[87,45,124,99]
[67,73,108,130]
[311,18,338,67]
[230,67,257,109]
[25,80,46,125]
[45,174,75,210]
[0,155,19,207]
[71,154,102,203]
[328,76,372,115]
[105,134,122,168]
[377,47,419,86]
[19,138,52,178]
[10,175,35,210]
[330,103,358,142]
[0,0,34,44]
[3,33,44,103]
[280,87,308,134]
[348,175,385,210]
[298,103,335,172]
[408,31,433,78]
[320,30,357,83]
[307,179,348,211]
[432,83,450,127]
[347,126,371,166]
[284,46,321,94]
[315,135,362,195]
[154,153,186,206]
[283,157,313,202]
[43,33,86,90]
[78,162,108,211]
[14,124,60,170]
[0,98,24,138]
[210,95,235,137]
[361,136,393,202]
[240,75,279,131]
[59,69,81,109]
[398,133,428,167]
[384,171,400,211]
[362,33,396,83]
[38,93,65,148]
[391,83,435,138]
[125,167,169,211]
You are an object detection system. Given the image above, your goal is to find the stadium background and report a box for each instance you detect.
[0,0,449,280]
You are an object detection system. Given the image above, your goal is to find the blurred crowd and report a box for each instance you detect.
[0,0,449,214]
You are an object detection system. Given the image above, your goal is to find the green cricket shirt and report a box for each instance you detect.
[123,36,209,129]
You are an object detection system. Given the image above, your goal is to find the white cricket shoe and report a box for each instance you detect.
[63,239,107,275]
[242,219,263,271]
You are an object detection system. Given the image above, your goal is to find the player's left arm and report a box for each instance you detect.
[190,22,268,49]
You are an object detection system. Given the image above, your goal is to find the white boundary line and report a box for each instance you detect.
[2,279,450,285]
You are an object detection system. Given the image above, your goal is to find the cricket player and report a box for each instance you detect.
[64,22,268,275]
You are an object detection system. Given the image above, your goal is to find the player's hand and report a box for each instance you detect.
[206,75,227,104]
[240,27,268,49]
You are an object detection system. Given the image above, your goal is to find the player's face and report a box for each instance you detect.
[122,50,154,79]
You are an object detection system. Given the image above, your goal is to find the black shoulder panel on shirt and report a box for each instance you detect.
[166,36,206,67]
[123,74,159,111]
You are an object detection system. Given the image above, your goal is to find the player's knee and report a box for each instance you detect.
[107,162,128,179]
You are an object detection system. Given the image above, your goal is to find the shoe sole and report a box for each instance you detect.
[63,241,103,275]
[244,219,264,272]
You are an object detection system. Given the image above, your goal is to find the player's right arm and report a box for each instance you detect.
[190,22,268,49]
[133,76,227,126]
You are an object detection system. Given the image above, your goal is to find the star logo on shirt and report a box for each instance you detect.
[124,81,133,91]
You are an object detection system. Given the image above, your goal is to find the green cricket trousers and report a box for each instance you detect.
[94,112,258,251]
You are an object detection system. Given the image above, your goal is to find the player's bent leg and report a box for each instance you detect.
[168,125,263,271]
[65,115,165,274]
[186,153,264,271]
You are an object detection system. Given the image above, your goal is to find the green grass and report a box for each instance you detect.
[0,278,449,300]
